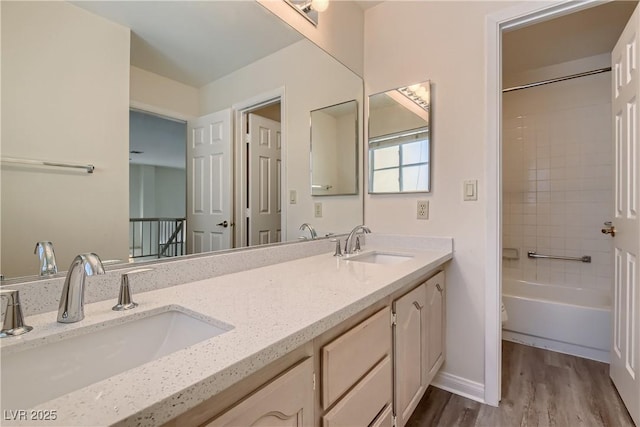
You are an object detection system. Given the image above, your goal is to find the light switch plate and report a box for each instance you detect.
[464,180,478,201]
[314,202,322,218]
[289,190,297,204]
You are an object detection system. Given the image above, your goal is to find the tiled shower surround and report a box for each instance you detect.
[502,72,613,291]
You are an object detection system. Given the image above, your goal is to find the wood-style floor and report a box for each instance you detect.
[406,341,634,427]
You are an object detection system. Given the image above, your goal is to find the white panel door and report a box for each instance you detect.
[611,5,640,425]
[248,114,281,246]
[187,109,232,254]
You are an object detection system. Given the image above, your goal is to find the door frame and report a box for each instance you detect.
[128,101,191,253]
[484,0,606,406]
[232,88,286,248]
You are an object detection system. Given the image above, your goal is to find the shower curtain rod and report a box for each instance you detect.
[502,67,612,93]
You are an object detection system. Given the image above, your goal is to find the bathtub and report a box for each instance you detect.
[502,279,611,362]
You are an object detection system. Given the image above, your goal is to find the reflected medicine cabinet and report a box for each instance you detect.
[368,81,431,194]
[310,100,359,196]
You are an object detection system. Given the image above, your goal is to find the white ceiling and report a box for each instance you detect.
[503,1,637,77]
[315,100,357,118]
[73,1,303,88]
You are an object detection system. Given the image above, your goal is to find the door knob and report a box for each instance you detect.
[602,221,615,237]
[216,220,229,228]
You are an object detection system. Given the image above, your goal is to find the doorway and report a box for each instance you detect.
[488,0,639,421]
[234,95,284,248]
[500,2,634,361]
[129,108,187,260]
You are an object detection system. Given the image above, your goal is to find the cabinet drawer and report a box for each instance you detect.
[322,356,392,427]
[321,307,391,409]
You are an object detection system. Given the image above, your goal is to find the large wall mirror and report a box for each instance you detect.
[1,1,363,280]
[368,81,431,194]
[310,100,358,196]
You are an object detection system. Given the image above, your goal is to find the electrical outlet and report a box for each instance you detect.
[417,200,429,220]
[314,202,323,218]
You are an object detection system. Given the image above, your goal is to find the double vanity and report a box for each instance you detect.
[0,234,452,426]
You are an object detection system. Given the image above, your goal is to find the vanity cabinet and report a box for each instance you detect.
[164,271,446,427]
[206,357,314,427]
[393,271,445,427]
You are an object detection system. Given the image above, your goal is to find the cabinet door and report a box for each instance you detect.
[370,404,393,427]
[425,271,445,385]
[206,357,314,427]
[393,284,427,427]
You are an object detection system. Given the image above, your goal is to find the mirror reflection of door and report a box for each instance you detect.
[246,104,282,246]
[187,109,233,255]
[129,109,186,261]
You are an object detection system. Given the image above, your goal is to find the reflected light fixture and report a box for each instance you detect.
[286,0,329,26]
[398,83,430,111]
[311,0,329,12]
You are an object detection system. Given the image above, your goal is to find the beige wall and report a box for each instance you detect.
[311,111,340,194]
[130,164,186,219]
[1,1,130,278]
[364,1,509,387]
[336,112,358,194]
[200,39,363,239]
[311,109,357,195]
[258,0,364,77]
[130,66,199,119]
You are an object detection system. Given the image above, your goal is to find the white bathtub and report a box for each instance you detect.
[502,279,611,362]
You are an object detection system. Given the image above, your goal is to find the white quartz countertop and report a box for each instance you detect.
[0,240,452,426]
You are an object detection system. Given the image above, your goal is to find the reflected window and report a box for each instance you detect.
[368,80,431,193]
[369,129,429,193]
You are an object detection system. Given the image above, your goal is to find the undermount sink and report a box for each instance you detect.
[1,308,232,409]
[347,251,414,265]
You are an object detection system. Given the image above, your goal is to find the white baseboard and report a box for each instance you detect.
[431,371,486,404]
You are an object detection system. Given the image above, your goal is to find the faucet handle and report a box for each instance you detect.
[112,268,152,311]
[1,289,33,338]
[331,239,343,257]
[34,241,58,276]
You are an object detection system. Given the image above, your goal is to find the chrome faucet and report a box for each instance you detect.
[34,241,58,276]
[0,289,32,338]
[299,223,318,240]
[57,253,105,323]
[344,225,371,255]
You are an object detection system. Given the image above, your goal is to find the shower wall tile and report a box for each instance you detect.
[503,71,613,291]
